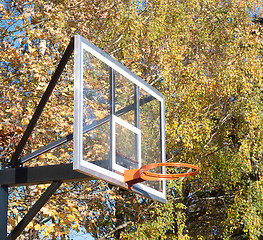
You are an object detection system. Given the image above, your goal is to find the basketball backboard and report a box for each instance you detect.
[73,35,166,203]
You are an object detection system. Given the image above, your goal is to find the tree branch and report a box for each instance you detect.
[98,221,132,240]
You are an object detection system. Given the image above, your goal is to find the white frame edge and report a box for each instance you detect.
[73,35,166,203]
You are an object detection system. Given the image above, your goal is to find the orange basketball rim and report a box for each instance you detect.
[124,162,200,190]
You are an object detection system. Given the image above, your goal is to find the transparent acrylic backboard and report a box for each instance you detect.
[73,35,166,203]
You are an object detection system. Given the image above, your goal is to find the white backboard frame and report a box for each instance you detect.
[73,35,166,203]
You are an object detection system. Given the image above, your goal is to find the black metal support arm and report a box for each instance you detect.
[17,95,154,165]
[0,163,91,239]
[17,133,73,165]
[10,37,74,167]
[0,163,91,187]
[6,181,62,240]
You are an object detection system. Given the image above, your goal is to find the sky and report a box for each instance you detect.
[69,230,94,240]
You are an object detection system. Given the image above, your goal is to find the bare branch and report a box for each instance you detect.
[98,221,132,240]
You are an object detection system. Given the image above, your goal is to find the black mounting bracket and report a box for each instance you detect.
[0,37,85,240]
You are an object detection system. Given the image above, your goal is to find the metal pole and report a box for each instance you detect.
[110,68,115,171]
[110,68,116,115]
[6,181,62,240]
[134,85,140,166]
[0,163,91,187]
[0,186,8,239]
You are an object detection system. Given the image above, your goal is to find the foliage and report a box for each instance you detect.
[0,0,262,239]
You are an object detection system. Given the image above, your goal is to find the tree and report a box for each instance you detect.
[122,0,263,239]
[1,0,262,239]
